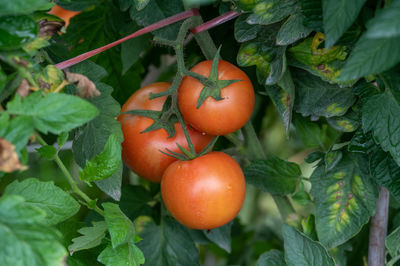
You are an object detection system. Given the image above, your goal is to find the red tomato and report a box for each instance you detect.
[48,5,80,28]
[118,82,213,183]
[178,60,255,135]
[161,151,246,229]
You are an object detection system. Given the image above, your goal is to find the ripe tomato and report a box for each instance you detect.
[161,151,246,229]
[118,82,213,183]
[48,5,80,28]
[178,60,254,135]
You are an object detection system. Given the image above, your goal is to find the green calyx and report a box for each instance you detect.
[191,47,241,109]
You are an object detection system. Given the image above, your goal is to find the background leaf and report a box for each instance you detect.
[69,221,108,254]
[103,203,135,248]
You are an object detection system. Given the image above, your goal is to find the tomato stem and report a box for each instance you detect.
[191,11,240,34]
[35,133,104,216]
[55,8,199,69]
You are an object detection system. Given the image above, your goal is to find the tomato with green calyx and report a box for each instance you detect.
[118,82,213,183]
[161,151,246,229]
[178,60,254,135]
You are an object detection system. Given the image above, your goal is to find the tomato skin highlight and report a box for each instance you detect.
[161,151,246,229]
[178,60,255,135]
[118,82,213,183]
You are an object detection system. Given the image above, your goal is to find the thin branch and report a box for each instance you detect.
[191,11,240,34]
[368,186,390,266]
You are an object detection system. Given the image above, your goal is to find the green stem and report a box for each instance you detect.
[387,254,400,266]
[35,134,104,216]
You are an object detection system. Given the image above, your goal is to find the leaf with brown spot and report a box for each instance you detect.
[66,72,100,98]
[16,79,30,98]
[0,138,27,172]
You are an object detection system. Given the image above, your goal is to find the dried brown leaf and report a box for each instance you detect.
[66,72,100,98]
[0,138,27,172]
[38,19,65,37]
[16,78,31,98]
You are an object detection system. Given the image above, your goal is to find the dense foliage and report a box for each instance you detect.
[1,0,400,265]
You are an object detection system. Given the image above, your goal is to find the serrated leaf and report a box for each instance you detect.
[369,148,400,203]
[203,222,232,253]
[277,13,311,46]
[234,14,263,43]
[299,0,323,32]
[129,0,184,40]
[79,134,122,182]
[310,152,377,248]
[69,221,108,254]
[137,217,200,266]
[5,178,80,226]
[348,129,375,154]
[98,240,145,266]
[362,91,400,166]
[246,0,298,26]
[283,224,335,266]
[103,203,135,249]
[386,225,400,257]
[365,0,400,39]
[0,195,67,266]
[338,34,400,81]
[256,250,285,266]
[293,70,355,119]
[36,145,57,160]
[322,0,367,48]
[6,92,99,134]
[244,157,301,195]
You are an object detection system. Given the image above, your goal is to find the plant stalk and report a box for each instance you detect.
[35,134,104,216]
[368,186,390,266]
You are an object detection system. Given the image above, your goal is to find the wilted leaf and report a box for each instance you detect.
[310,152,377,248]
[66,72,101,98]
[0,138,27,172]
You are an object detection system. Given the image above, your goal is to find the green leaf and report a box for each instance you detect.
[293,115,336,149]
[292,190,312,206]
[338,35,400,81]
[293,70,355,119]
[362,91,400,166]
[282,224,335,266]
[5,178,80,226]
[134,0,151,10]
[1,115,34,152]
[301,214,318,240]
[119,185,153,219]
[244,157,301,195]
[326,110,359,132]
[0,15,37,50]
[121,34,150,74]
[276,13,311,46]
[369,148,400,203]
[7,92,99,134]
[103,203,135,249]
[36,145,57,160]
[137,217,200,266]
[79,134,122,182]
[256,250,285,266]
[234,14,263,43]
[203,222,232,253]
[69,221,108,254]
[299,0,323,32]
[322,0,367,48]
[0,195,67,266]
[95,164,123,202]
[365,0,400,39]
[129,0,184,40]
[348,129,375,154]
[98,240,145,266]
[0,0,53,16]
[310,152,377,248]
[246,0,298,26]
[386,225,400,258]
[57,131,69,148]
[36,65,65,91]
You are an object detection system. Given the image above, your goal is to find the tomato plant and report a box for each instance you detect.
[2,0,400,265]
[178,59,255,135]
[161,151,246,229]
[119,82,213,182]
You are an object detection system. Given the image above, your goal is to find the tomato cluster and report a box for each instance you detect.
[119,60,253,229]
